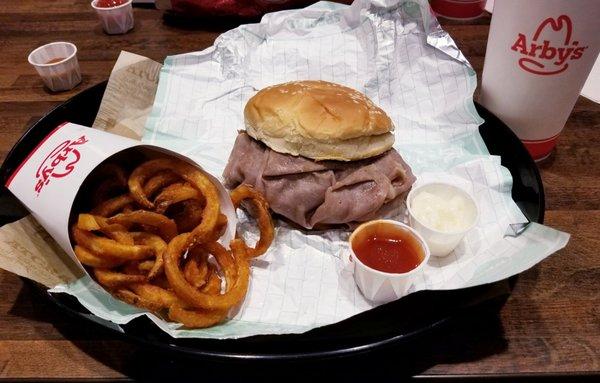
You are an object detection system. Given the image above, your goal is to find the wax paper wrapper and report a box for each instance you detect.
[92,51,162,139]
[0,0,569,339]
[140,0,569,338]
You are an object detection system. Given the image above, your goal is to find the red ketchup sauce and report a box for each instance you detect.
[352,222,425,274]
[95,0,127,8]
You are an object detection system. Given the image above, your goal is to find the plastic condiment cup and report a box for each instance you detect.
[349,220,430,303]
[407,182,479,258]
[91,0,134,35]
[27,42,82,92]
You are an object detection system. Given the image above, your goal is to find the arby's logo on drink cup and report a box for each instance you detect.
[34,135,89,195]
[510,15,589,76]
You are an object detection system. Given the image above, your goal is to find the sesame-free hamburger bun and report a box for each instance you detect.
[243,80,394,161]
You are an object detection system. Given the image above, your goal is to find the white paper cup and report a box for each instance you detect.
[479,0,600,160]
[91,0,134,35]
[407,182,479,257]
[27,42,82,92]
[349,220,430,303]
[5,122,237,269]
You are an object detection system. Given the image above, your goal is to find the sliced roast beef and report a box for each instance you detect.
[223,132,416,229]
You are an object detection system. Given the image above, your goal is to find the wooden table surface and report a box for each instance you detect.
[0,1,598,381]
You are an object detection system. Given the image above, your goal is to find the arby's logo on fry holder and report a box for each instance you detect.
[34,135,89,195]
[5,122,149,263]
[511,15,588,76]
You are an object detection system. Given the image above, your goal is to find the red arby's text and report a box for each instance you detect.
[35,136,88,195]
[511,15,588,75]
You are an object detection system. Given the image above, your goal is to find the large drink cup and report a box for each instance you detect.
[479,0,600,161]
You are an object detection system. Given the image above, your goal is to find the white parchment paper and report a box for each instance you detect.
[3,0,568,339]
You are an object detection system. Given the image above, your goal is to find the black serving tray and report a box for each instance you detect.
[0,81,544,361]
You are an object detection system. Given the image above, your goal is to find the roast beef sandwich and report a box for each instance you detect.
[223,80,416,229]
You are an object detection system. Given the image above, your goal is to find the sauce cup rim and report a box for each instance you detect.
[91,0,133,11]
[349,219,431,277]
[27,42,78,67]
[407,181,480,235]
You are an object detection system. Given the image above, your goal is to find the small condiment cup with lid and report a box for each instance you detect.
[407,182,479,257]
[349,220,430,303]
[27,42,82,92]
[91,0,134,35]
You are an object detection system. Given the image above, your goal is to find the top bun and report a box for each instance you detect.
[244,81,395,161]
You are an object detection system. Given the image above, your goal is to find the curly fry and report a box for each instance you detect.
[129,283,184,309]
[90,194,135,217]
[183,248,209,289]
[94,268,146,288]
[128,158,220,246]
[108,210,178,242]
[172,199,204,233]
[143,170,181,199]
[74,245,124,268]
[72,227,153,261]
[130,232,167,280]
[164,235,248,310]
[113,289,164,312]
[230,184,275,258]
[76,214,134,245]
[200,265,222,295]
[166,240,248,328]
[137,260,156,272]
[154,182,204,214]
